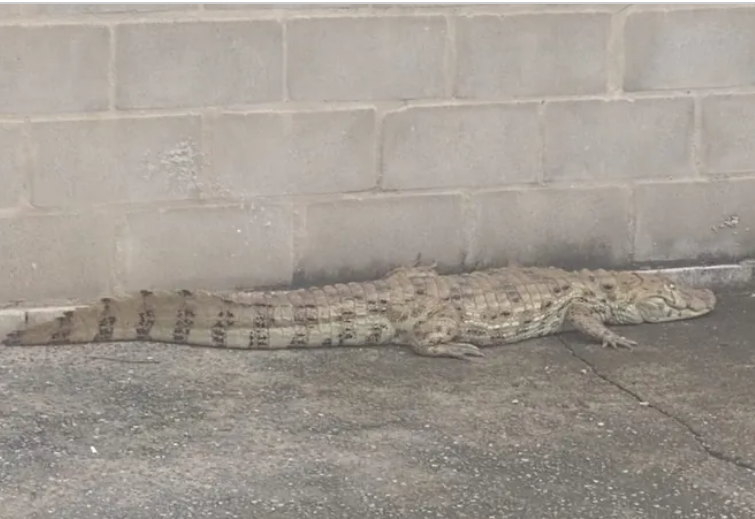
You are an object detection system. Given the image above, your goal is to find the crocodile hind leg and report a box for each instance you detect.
[408,304,484,360]
[411,340,484,360]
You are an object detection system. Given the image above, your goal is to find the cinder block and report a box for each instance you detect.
[701,94,755,173]
[287,16,446,101]
[544,98,693,181]
[0,5,24,17]
[0,26,109,114]
[30,116,202,208]
[625,7,755,91]
[455,13,610,98]
[634,179,755,263]
[116,21,282,109]
[212,109,376,196]
[382,104,540,190]
[0,214,114,303]
[117,204,294,292]
[298,194,465,284]
[478,4,630,12]
[469,187,632,268]
[205,3,361,9]
[32,4,197,14]
[207,3,627,12]
[0,123,24,209]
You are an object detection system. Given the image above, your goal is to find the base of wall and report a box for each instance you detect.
[1,260,752,341]
[636,259,755,289]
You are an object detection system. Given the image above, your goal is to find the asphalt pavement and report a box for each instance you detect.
[1,285,754,519]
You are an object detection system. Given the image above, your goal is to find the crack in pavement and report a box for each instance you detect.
[558,336,755,474]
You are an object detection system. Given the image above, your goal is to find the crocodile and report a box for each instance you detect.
[1,266,716,360]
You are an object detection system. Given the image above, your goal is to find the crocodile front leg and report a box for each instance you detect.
[566,304,637,350]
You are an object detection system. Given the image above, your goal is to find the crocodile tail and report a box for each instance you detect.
[2,290,234,347]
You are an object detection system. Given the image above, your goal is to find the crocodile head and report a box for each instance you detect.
[604,271,716,324]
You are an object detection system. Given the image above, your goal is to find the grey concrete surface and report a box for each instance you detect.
[1,285,754,519]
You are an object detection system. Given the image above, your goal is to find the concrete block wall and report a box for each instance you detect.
[1,3,755,306]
